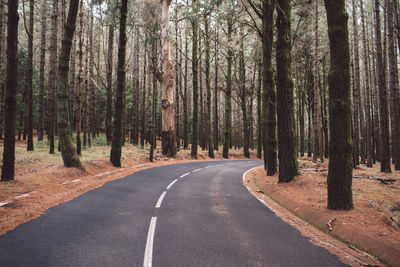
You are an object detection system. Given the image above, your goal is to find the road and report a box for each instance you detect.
[0,160,346,266]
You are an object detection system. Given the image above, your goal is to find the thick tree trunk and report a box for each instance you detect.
[48,0,58,154]
[38,0,48,142]
[158,0,177,157]
[1,0,19,181]
[239,29,249,158]
[375,0,391,173]
[110,0,128,167]
[262,0,277,175]
[183,30,189,150]
[312,0,321,163]
[175,1,180,151]
[88,4,94,147]
[191,0,199,158]
[0,1,4,140]
[131,29,140,145]
[141,34,147,148]
[149,28,157,162]
[57,0,82,169]
[256,55,262,159]
[276,0,298,182]
[324,0,354,210]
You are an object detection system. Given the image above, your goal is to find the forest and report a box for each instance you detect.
[0,0,399,213]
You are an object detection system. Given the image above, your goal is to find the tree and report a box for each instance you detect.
[38,0,48,142]
[214,25,219,151]
[48,0,58,154]
[1,0,19,181]
[25,0,34,151]
[276,0,298,182]
[191,0,199,159]
[374,0,391,173]
[158,0,177,157]
[57,0,82,169]
[110,0,128,167]
[204,14,214,158]
[106,2,114,146]
[76,0,83,155]
[324,0,353,210]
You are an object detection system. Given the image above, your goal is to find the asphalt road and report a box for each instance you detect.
[0,160,346,266]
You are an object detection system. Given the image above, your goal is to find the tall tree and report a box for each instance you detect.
[204,14,214,158]
[48,0,59,154]
[183,27,189,149]
[38,0,48,142]
[106,4,114,145]
[1,0,19,181]
[374,0,391,173]
[191,0,199,158]
[175,0,180,151]
[238,27,249,158]
[76,0,83,155]
[57,0,82,168]
[110,0,128,167]
[276,0,298,182]
[214,25,219,151]
[324,0,353,210]
[88,3,94,147]
[0,1,4,140]
[351,0,360,166]
[25,0,34,151]
[312,0,321,163]
[223,8,233,159]
[158,0,177,157]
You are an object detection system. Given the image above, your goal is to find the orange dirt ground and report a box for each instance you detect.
[246,156,400,266]
[0,138,257,237]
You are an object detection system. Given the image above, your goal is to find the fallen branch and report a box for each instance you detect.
[353,176,396,184]
[327,218,337,232]
[300,168,328,172]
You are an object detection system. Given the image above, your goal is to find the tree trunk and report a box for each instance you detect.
[256,54,262,159]
[205,15,214,158]
[131,29,140,145]
[312,0,321,163]
[1,0,19,181]
[38,0,48,142]
[276,0,298,182]
[324,0,354,210]
[351,0,360,166]
[239,28,249,158]
[25,0,34,151]
[141,34,147,148]
[149,26,157,162]
[76,0,83,155]
[223,14,233,159]
[110,0,128,167]
[375,0,391,173]
[175,0,180,151]
[262,0,277,175]
[48,0,58,154]
[387,0,400,170]
[183,29,189,150]
[88,4,94,147]
[106,11,114,146]
[191,0,199,159]
[57,0,82,169]
[214,26,219,151]
[158,0,177,157]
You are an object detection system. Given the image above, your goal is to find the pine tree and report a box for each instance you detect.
[324,0,354,210]
[191,0,199,159]
[38,0,48,142]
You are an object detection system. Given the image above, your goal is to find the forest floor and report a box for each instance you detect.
[0,135,258,237]
[246,157,400,266]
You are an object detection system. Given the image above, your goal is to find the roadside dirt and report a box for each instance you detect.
[0,139,257,236]
[245,157,400,266]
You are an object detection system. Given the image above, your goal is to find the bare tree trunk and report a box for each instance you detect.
[312,0,321,163]
[57,0,82,169]
[183,29,189,149]
[106,8,114,145]
[76,0,83,155]
[175,0,180,151]
[38,0,48,142]
[0,1,4,140]
[48,0,59,154]
[214,26,219,151]
[204,15,214,158]
[191,0,199,158]
[141,34,147,148]
[88,4,94,147]
[1,0,19,181]
[158,0,177,157]
[25,0,34,151]
[375,0,392,173]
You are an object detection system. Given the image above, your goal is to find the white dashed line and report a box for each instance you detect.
[143,217,157,267]
[192,168,202,172]
[166,179,178,190]
[204,166,213,169]
[180,172,190,178]
[155,191,167,208]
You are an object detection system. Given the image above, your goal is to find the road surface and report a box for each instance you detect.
[0,160,346,266]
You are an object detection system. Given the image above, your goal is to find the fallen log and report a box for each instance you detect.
[353,176,396,184]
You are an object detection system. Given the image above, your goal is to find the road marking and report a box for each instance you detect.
[180,172,190,178]
[143,217,157,267]
[242,165,263,182]
[155,191,167,208]
[192,168,202,172]
[166,179,178,190]
[71,179,80,183]
[204,166,213,169]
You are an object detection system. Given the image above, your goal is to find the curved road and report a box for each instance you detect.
[0,160,345,266]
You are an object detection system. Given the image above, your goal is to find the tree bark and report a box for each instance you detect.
[110,0,128,167]
[1,0,19,181]
[38,0,48,142]
[57,0,82,169]
[375,0,391,173]
[25,0,34,151]
[205,15,214,158]
[106,8,114,146]
[76,0,83,155]
[214,26,219,151]
[324,0,354,210]
[191,0,199,158]
[276,0,299,182]
[223,13,233,159]
[158,0,177,157]
[312,0,321,163]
